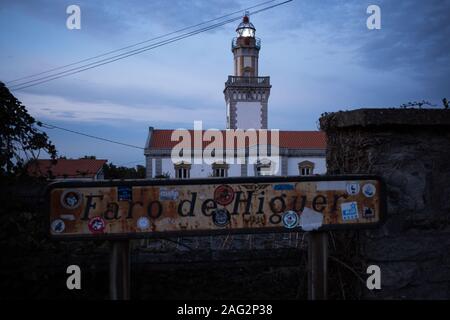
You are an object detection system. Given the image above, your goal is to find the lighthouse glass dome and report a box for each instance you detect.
[236,16,255,37]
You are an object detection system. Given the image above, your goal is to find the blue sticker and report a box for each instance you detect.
[341,202,359,221]
[282,211,299,228]
[118,186,132,201]
[159,188,179,201]
[61,190,82,209]
[346,183,360,195]
[212,209,230,227]
[274,184,294,191]
[362,183,376,198]
[51,219,65,233]
[137,216,150,230]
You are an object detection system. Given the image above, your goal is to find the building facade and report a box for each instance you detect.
[145,15,326,178]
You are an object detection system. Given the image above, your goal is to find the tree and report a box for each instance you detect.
[136,165,146,178]
[399,100,434,108]
[0,82,56,177]
[102,163,145,179]
[399,99,449,109]
[154,172,170,179]
[443,98,449,109]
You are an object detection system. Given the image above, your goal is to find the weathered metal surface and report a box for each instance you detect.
[308,232,328,300]
[48,176,384,239]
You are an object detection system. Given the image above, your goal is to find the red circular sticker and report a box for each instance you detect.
[88,216,106,233]
[214,185,235,206]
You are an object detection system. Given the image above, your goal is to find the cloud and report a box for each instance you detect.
[3,0,449,165]
[18,92,224,127]
[351,1,450,72]
[265,0,450,75]
[4,1,450,130]
[0,0,244,38]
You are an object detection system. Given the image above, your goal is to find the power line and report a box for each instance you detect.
[38,121,145,150]
[5,0,276,85]
[16,2,293,150]
[10,0,292,91]
[9,2,283,90]
[10,15,242,90]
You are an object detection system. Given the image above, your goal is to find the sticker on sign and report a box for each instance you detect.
[47,175,385,239]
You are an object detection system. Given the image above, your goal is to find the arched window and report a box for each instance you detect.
[298,160,314,176]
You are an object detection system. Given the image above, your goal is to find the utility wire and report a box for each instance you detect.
[10,0,292,91]
[9,3,281,90]
[5,0,276,85]
[10,16,243,89]
[38,121,145,150]
[18,1,293,150]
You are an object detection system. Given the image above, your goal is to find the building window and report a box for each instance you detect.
[255,159,272,176]
[300,167,312,175]
[212,162,229,177]
[243,66,253,77]
[174,161,191,179]
[214,168,226,177]
[298,161,314,176]
[243,56,252,68]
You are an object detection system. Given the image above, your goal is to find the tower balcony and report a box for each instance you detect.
[232,37,261,50]
[225,76,270,87]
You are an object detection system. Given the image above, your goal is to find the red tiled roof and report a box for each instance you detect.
[149,129,326,149]
[278,131,326,149]
[27,159,107,179]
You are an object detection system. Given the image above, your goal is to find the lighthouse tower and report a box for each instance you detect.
[224,14,271,129]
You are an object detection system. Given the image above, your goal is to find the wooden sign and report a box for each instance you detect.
[47,175,385,239]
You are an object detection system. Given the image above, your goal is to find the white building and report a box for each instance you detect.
[145,15,326,179]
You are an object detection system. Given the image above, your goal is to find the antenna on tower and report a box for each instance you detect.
[243,10,250,23]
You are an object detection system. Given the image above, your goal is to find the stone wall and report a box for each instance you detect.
[319,108,450,299]
[0,180,308,299]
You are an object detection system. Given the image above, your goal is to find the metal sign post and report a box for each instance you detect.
[307,231,328,300]
[109,240,130,300]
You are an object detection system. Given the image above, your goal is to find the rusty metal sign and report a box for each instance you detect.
[47,175,385,239]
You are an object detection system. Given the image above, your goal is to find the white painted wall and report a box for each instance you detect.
[147,156,326,178]
[160,158,232,178]
[248,163,255,176]
[236,101,262,129]
[190,163,212,178]
[159,158,173,177]
[228,164,241,177]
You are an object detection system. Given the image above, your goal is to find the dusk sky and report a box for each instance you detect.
[1,0,449,166]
